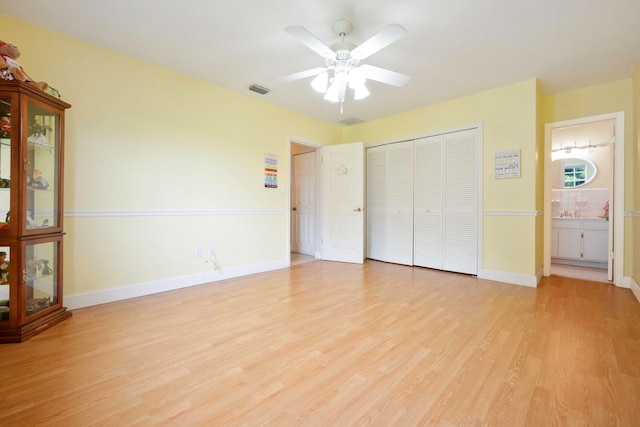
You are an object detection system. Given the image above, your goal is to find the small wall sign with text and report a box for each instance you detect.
[494,149,520,179]
[264,153,278,188]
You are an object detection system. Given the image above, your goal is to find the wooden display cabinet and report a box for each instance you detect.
[0,81,71,343]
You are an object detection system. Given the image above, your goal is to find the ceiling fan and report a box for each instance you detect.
[280,20,410,112]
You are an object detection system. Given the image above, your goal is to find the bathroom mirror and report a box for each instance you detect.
[552,157,597,188]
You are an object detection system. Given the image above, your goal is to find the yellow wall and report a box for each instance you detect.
[1,15,341,295]
[541,80,634,204]
[3,13,637,299]
[541,80,634,277]
[535,81,545,272]
[633,64,640,285]
[344,79,540,277]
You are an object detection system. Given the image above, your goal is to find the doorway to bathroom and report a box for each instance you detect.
[550,119,612,282]
[545,112,624,285]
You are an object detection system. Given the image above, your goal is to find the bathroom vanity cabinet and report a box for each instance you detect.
[551,218,608,264]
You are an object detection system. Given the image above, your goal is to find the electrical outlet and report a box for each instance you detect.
[208,246,215,256]
[194,247,202,258]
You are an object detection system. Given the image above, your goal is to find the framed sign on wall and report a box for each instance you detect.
[264,153,278,188]
[494,149,520,179]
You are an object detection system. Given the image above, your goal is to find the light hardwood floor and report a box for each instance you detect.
[1,260,639,426]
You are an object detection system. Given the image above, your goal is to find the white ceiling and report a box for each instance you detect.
[2,0,639,126]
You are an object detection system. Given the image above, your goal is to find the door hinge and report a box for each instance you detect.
[609,251,614,260]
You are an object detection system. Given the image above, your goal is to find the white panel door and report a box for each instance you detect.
[292,151,316,256]
[386,141,414,265]
[414,135,444,269]
[366,145,387,261]
[443,129,478,275]
[322,142,364,263]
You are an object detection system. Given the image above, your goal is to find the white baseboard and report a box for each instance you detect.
[630,276,640,304]
[65,258,290,310]
[64,260,634,310]
[477,268,540,288]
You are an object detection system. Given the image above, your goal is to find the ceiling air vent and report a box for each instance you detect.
[338,117,365,126]
[249,84,270,95]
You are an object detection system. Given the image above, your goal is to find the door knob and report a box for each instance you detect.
[353,207,362,212]
[292,207,297,211]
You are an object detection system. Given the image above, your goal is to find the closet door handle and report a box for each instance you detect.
[353,207,362,212]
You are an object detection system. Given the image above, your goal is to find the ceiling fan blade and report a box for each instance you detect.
[351,24,407,60]
[285,25,335,59]
[360,65,410,87]
[277,67,326,83]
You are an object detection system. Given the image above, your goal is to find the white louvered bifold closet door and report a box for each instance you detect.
[386,141,414,265]
[443,129,478,275]
[367,128,478,274]
[366,145,387,261]
[414,135,444,269]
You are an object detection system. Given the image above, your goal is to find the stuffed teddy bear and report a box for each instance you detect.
[0,41,48,91]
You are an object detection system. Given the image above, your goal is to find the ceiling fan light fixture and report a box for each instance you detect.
[335,71,348,103]
[348,67,365,89]
[353,83,370,100]
[324,80,339,103]
[311,71,328,93]
[324,71,349,104]
[283,19,409,111]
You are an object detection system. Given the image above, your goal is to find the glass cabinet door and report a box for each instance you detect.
[0,96,11,231]
[26,101,60,231]
[0,83,70,342]
[0,246,9,322]
[25,239,59,318]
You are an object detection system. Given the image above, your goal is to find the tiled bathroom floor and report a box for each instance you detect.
[551,263,609,283]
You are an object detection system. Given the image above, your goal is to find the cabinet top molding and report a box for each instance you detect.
[0,81,71,110]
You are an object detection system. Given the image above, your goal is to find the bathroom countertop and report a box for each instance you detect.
[551,216,607,220]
